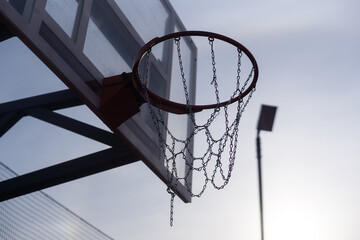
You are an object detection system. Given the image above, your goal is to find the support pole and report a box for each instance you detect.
[256,130,264,240]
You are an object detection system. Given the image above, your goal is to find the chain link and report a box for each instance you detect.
[209,38,220,104]
[175,37,191,106]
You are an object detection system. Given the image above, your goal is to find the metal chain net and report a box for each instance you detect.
[140,37,255,226]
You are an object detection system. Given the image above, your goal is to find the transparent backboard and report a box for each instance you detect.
[0,0,196,202]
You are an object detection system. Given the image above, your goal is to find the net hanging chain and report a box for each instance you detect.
[208,37,220,103]
[141,50,177,226]
[139,36,256,226]
[174,37,191,107]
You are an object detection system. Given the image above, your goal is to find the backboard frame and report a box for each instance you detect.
[0,0,196,202]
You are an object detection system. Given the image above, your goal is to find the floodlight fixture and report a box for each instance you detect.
[257,105,277,132]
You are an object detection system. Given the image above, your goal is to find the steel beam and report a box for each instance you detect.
[0,112,23,138]
[0,89,82,114]
[26,107,120,147]
[0,147,138,202]
[0,90,140,202]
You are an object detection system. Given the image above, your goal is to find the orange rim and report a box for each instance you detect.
[132,31,258,114]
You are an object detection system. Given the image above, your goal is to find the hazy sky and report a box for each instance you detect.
[1,0,360,240]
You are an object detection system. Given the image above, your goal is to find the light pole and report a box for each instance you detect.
[256,105,277,240]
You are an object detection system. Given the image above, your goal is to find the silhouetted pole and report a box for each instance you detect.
[256,130,264,240]
[256,105,277,240]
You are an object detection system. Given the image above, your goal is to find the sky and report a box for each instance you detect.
[1,0,360,239]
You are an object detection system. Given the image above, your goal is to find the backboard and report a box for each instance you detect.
[0,0,196,202]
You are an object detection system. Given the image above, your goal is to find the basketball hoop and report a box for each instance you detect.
[100,31,258,226]
[132,31,258,114]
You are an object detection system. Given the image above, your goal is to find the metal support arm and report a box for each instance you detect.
[0,90,139,202]
[0,147,137,201]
